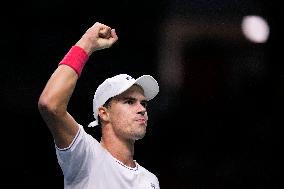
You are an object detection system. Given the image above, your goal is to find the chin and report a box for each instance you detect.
[133,131,146,140]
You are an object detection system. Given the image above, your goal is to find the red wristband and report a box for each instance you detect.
[58,46,89,77]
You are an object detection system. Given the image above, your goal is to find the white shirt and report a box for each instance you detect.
[55,124,160,189]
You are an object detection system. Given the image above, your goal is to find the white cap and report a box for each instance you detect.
[88,74,159,127]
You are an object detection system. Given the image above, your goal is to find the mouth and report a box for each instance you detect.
[136,118,147,125]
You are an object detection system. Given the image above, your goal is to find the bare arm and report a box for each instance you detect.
[38,22,118,148]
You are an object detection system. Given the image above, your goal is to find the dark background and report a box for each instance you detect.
[3,0,283,188]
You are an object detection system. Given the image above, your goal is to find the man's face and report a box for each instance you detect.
[107,85,148,140]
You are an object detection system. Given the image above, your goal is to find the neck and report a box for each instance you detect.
[100,126,136,168]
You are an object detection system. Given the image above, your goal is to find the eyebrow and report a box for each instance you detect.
[121,97,147,103]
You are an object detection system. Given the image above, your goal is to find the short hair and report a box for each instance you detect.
[97,97,113,126]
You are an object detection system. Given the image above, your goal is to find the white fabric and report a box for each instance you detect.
[89,74,159,127]
[55,125,160,189]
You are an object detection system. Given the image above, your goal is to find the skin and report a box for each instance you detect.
[99,84,148,167]
[38,22,147,169]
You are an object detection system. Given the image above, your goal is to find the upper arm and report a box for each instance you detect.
[38,104,79,148]
[38,65,80,148]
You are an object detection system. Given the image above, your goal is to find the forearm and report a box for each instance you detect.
[39,22,117,113]
[38,65,78,115]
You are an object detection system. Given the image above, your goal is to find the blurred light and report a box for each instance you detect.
[241,15,270,43]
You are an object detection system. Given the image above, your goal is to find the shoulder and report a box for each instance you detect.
[138,163,160,188]
[137,163,159,180]
[56,124,100,152]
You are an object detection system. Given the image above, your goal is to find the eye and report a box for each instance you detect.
[125,100,135,105]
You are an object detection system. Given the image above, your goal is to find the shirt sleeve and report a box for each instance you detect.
[55,124,101,183]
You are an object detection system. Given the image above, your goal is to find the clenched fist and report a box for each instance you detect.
[76,22,118,55]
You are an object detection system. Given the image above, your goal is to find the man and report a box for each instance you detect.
[38,22,160,189]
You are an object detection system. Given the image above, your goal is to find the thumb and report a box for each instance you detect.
[109,29,118,43]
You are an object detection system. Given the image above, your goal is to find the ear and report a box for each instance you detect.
[98,106,110,122]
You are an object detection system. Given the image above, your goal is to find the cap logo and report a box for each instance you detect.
[126,76,132,80]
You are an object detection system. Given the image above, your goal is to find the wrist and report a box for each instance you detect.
[58,46,89,77]
[75,36,96,56]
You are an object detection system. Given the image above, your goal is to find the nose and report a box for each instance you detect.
[137,102,146,116]
[138,110,146,116]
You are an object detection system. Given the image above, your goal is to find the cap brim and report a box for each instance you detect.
[88,120,99,127]
[135,75,159,100]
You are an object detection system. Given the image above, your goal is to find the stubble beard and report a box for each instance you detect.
[132,125,147,140]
